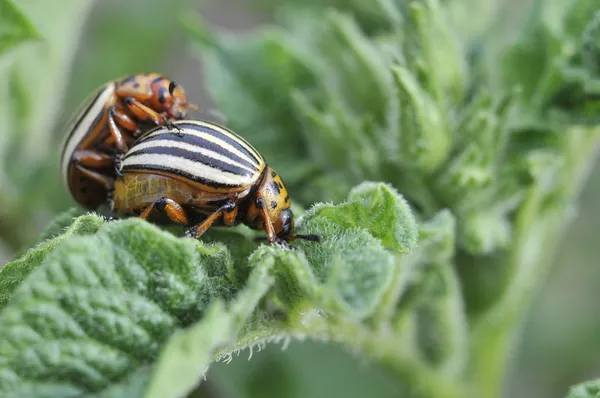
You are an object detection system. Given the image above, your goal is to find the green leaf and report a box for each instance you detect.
[299,182,419,254]
[0,213,103,310]
[0,219,235,396]
[389,66,451,174]
[147,253,276,398]
[459,210,512,255]
[566,379,600,398]
[415,261,467,375]
[287,182,419,319]
[92,367,152,398]
[401,0,467,104]
[145,303,232,398]
[581,10,600,75]
[416,210,457,264]
[0,0,40,56]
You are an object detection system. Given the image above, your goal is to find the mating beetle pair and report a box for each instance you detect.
[60,73,318,244]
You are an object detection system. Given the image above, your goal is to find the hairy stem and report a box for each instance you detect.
[468,127,600,398]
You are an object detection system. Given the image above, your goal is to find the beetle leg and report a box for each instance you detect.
[185,201,236,239]
[222,205,238,227]
[122,96,182,135]
[72,150,114,168]
[113,154,124,179]
[255,198,278,243]
[74,164,114,191]
[107,106,128,153]
[105,190,119,221]
[139,197,189,225]
[112,107,141,136]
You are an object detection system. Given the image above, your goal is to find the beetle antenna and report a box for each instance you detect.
[253,234,321,243]
[292,234,321,243]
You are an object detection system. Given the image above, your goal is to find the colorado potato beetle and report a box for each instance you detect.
[60,73,196,210]
[111,120,320,244]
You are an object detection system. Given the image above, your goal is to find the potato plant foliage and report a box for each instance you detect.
[1,0,600,397]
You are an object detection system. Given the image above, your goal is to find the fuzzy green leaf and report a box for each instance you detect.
[287,182,419,319]
[0,213,103,309]
[147,251,278,398]
[401,0,467,104]
[301,182,418,253]
[146,302,232,398]
[390,66,451,174]
[0,219,236,397]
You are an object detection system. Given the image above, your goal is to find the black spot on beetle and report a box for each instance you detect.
[79,177,88,183]
[285,195,290,202]
[158,87,168,104]
[120,75,136,85]
[269,182,280,195]
[271,201,277,209]
[255,198,266,209]
[271,170,276,178]
[133,82,140,89]
[80,187,88,194]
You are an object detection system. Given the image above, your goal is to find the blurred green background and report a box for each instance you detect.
[1,0,599,397]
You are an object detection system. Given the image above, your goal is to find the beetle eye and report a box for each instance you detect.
[168,81,177,96]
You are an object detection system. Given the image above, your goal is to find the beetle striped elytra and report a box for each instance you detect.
[60,73,196,210]
[111,120,320,244]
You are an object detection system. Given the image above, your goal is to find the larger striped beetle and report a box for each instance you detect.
[111,120,320,244]
[60,73,196,210]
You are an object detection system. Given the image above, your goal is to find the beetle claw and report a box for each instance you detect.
[165,120,184,137]
[105,214,119,222]
[273,237,292,249]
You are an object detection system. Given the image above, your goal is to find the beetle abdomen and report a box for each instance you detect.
[121,121,265,191]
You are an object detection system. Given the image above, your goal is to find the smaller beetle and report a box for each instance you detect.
[111,120,320,244]
[60,73,196,210]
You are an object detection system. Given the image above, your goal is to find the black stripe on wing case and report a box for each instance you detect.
[126,146,255,177]
[182,122,262,165]
[134,133,260,171]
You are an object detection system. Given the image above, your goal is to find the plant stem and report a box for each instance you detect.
[468,127,600,398]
